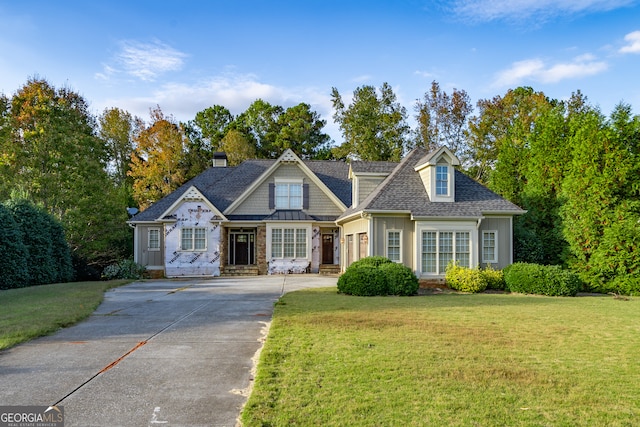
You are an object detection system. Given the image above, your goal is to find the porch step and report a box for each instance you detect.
[221,265,259,276]
[319,264,341,275]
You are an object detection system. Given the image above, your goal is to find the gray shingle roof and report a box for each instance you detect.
[129,158,351,222]
[350,161,397,174]
[339,147,525,220]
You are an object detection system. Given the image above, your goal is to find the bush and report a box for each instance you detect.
[379,262,419,296]
[445,262,488,293]
[337,257,419,296]
[337,265,388,296]
[482,264,505,290]
[102,259,147,280]
[0,204,29,290]
[350,256,393,268]
[504,263,581,296]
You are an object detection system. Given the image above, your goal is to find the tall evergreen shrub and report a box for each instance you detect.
[0,204,29,289]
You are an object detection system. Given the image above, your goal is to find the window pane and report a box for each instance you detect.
[283,229,295,258]
[483,232,496,262]
[296,229,306,258]
[181,228,193,250]
[388,231,400,262]
[289,184,302,209]
[456,232,470,268]
[149,229,160,249]
[194,228,206,250]
[436,165,448,196]
[275,184,288,209]
[439,231,453,271]
[272,229,282,258]
[421,231,437,273]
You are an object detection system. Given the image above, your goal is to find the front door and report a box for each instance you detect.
[230,231,255,265]
[322,234,334,264]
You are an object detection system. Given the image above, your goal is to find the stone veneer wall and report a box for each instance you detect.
[257,225,267,274]
[219,225,228,273]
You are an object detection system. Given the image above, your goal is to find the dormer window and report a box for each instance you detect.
[436,165,449,196]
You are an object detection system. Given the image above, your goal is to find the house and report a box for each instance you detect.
[128,146,525,279]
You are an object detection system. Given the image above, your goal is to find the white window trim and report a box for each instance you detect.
[266,224,311,260]
[436,165,449,196]
[386,229,402,263]
[415,222,477,276]
[148,228,161,252]
[180,227,208,252]
[482,230,498,264]
[274,179,303,210]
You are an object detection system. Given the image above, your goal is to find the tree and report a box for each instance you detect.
[99,108,138,188]
[331,83,409,161]
[274,103,332,159]
[129,106,187,210]
[4,78,127,266]
[194,105,234,149]
[0,204,28,289]
[468,87,553,202]
[414,81,472,159]
[5,198,73,286]
[235,99,283,158]
[219,129,256,166]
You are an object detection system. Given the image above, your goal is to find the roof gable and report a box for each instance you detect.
[158,186,227,221]
[223,149,347,214]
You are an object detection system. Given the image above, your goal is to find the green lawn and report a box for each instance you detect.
[0,280,131,350]
[242,288,640,426]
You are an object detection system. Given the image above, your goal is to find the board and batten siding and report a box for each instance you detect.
[372,215,414,267]
[230,163,343,216]
[135,224,164,267]
[478,216,513,269]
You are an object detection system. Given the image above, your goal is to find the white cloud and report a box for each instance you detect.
[116,40,187,81]
[453,0,636,22]
[351,74,373,83]
[620,30,640,53]
[414,70,436,79]
[492,54,607,87]
[97,73,339,138]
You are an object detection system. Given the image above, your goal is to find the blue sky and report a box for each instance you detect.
[1,0,640,143]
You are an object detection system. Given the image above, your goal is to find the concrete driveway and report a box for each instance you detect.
[0,275,337,427]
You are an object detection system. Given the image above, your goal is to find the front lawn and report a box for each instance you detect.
[242,288,639,426]
[0,280,131,350]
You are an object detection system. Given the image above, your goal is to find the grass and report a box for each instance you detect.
[242,288,640,426]
[0,280,131,350]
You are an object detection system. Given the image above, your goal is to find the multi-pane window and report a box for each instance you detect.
[181,227,207,251]
[271,228,307,258]
[148,228,160,251]
[275,182,303,209]
[482,231,497,263]
[436,165,448,196]
[387,230,401,262]
[421,230,470,274]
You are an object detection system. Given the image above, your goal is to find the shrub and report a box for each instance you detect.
[504,263,581,297]
[102,259,147,280]
[482,264,505,290]
[337,265,388,296]
[379,262,419,296]
[350,256,393,268]
[0,204,29,290]
[445,262,487,293]
[337,257,419,296]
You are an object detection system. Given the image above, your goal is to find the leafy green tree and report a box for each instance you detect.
[194,105,234,149]
[219,129,256,166]
[414,81,472,159]
[129,106,187,210]
[0,204,28,289]
[274,103,332,159]
[331,83,409,161]
[3,78,126,267]
[99,107,138,188]
[235,99,283,158]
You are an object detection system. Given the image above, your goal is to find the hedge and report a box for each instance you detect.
[337,257,418,296]
[504,263,581,297]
